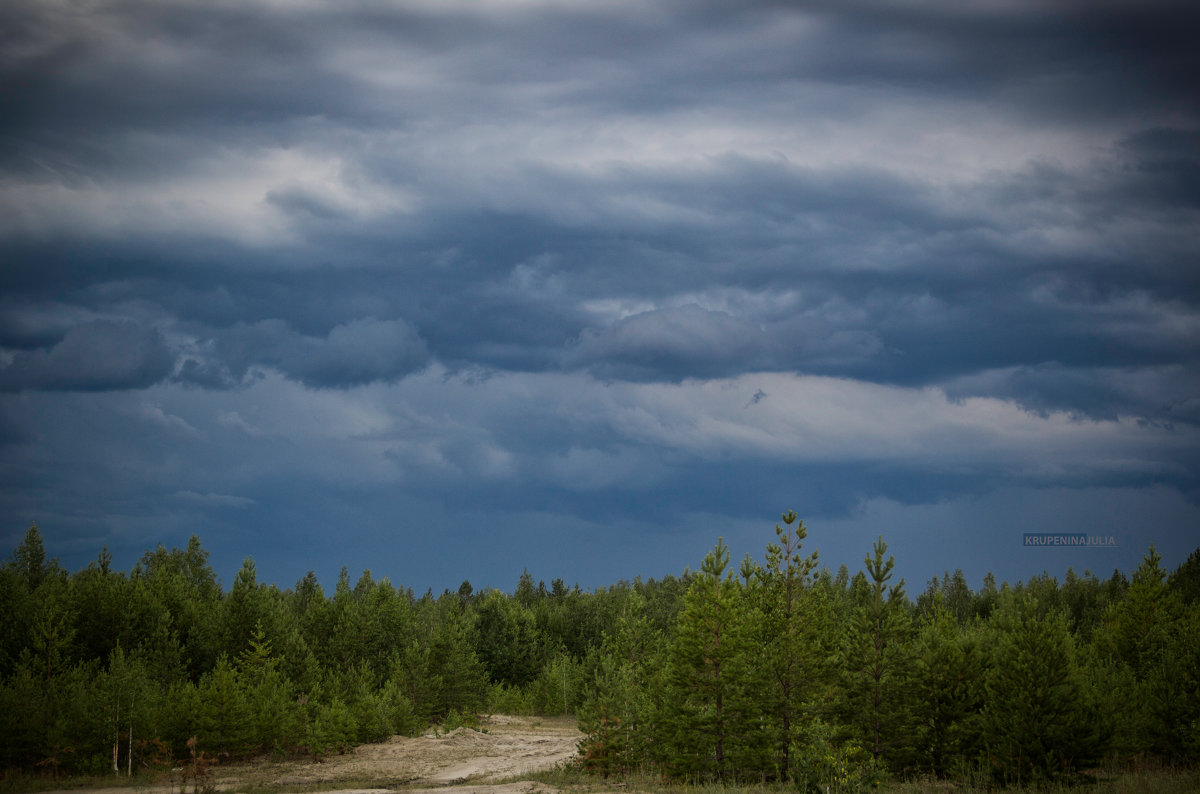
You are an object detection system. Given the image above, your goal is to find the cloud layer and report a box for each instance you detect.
[1,0,1197,589]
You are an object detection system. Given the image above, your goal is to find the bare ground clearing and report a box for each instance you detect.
[37,715,583,794]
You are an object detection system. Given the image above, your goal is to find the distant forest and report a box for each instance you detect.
[1,515,1198,788]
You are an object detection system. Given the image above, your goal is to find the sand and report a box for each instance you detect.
[38,715,583,794]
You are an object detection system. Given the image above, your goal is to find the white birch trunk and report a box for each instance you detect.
[112,700,120,774]
[127,695,133,777]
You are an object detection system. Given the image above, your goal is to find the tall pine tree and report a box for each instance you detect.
[758,511,825,781]
[982,592,1104,785]
[660,539,756,780]
[838,536,912,774]
[908,594,984,777]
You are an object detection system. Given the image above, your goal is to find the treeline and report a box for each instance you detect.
[576,514,1200,788]
[0,524,689,776]
[1,517,1198,789]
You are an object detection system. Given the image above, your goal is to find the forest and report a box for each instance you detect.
[1,514,1198,790]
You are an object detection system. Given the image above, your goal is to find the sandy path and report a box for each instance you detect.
[40,715,582,794]
[272,714,582,788]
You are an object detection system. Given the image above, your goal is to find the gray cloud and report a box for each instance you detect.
[1,0,1198,588]
[944,364,1200,427]
[567,305,768,381]
[208,317,431,388]
[0,320,174,392]
[171,490,255,509]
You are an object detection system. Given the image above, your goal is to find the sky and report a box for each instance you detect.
[2,0,1198,595]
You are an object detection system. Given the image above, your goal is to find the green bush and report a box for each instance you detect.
[487,682,535,715]
[791,719,879,793]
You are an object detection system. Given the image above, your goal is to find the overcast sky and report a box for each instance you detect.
[2,0,1198,594]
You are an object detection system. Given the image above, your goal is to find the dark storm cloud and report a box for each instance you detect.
[0,409,32,447]
[1117,127,1200,209]
[0,320,174,392]
[266,186,352,222]
[567,305,769,381]
[2,0,1199,588]
[944,364,1200,427]
[206,317,431,388]
[4,0,1197,160]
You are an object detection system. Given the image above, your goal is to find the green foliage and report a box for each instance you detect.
[427,603,488,717]
[391,639,440,724]
[981,592,1105,785]
[658,538,764,780]
[576,590,660,774]
[303,694,355,758]
[13,525,51,593]
[192,656,252,757]
[333,660,395,744]
[1143,602,1200,762]
[237,624,301,755]
[907,596,984,777]
[754,511,829,782]
[474,588,544,687]
[377,678,421,737]
[527,651,585,715]
[579,654,640,776]
[1097,547,1177,677]
[791,719,879,793]
[1,519,1197,786]
[1169,546,1200,605]
[1080,645,1145,761]
[98,646,156,774]
[487,681,536,715]
[837,536,914,774]
[1093,547,1198,763]
[439,708,479,732]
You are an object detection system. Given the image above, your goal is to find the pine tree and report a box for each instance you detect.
[838,536,912,775]
[13,524,50,593]
[68,549,130,667]
[908,595,984,777]
[392,639,438,724]
[136,537,221,679]
[660,538,756,780]
[427,603,487,717]
[1143,600,1200,762]
[982,592,1104,785]
[1097,546,1177,677]
[1078,640,1143,762]
[327,567,365,670]
[1168,546,1200,605]
[28,574,76,686]
[578,590,659,773]
[758,510,824,781]
[579,654,640,776]
[359,577,414,685]
[473,588,543,688]
[1092,546,1192,761]
[193,656,251,757]
[237,622,300,754]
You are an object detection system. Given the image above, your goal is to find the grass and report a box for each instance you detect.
[513,759,1200,794]
[6,753,1197,794]
[0,770,413,794]
[5,767,1197,794]
[0,771,149,794]
[881,764,1200,794]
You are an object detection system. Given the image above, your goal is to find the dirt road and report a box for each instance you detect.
[265,714,582,789]
[42,715,583,794]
